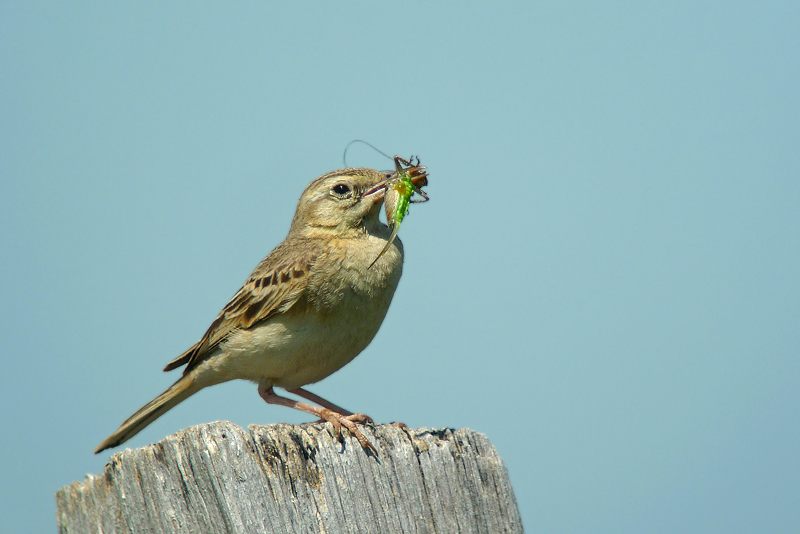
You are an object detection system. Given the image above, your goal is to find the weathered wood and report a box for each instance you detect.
[57,422,524,533]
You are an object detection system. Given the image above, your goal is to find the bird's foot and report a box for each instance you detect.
[319,409,377,454]
[312,412,373,424]
[258,386,378,454]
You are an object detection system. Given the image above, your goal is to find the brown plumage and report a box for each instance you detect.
[95,167,410,454]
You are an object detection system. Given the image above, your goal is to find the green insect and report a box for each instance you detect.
[369,156,430,268]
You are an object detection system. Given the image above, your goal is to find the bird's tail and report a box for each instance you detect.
[94,374,200,454]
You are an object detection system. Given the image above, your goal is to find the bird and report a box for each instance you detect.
[95,165,423,454]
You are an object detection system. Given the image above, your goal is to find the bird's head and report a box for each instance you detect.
[289,168,392,238]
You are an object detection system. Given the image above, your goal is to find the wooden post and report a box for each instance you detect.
[57,422,524,533]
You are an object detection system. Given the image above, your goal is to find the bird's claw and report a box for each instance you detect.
[319,409,378,454]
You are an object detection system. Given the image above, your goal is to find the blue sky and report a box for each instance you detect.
[2,2,798,532]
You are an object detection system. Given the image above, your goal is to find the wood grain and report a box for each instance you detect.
[57,422,524,533]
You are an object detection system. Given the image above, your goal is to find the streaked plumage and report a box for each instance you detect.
[95,167,408,454]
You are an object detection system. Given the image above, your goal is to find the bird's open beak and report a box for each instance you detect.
[362,175,392,201]
[362,167,429,200]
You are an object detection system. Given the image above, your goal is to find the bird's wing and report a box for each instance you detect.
[163,240,319,375]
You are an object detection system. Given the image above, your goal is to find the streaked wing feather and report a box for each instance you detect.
[163,243,317,375]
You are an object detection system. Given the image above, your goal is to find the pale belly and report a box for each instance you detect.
[202,307,388,390]
[192,236,403,391]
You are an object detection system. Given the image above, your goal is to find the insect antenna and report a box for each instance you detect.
[342,139,393,168]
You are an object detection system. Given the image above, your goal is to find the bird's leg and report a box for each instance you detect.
[289,387,405,430]
[259,385,377,454]
[288,387,352,414]
[288,387,375,424]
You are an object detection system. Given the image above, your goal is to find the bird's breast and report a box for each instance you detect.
[201,233,404,390]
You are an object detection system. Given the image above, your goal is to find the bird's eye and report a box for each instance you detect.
[331,183,352,197]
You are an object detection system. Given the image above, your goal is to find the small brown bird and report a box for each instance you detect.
[95,166,425,454]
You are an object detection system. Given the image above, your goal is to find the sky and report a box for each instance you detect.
[2,2,799,533]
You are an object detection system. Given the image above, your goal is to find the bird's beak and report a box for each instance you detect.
[362,175,391,201]
[362,167,429,201]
